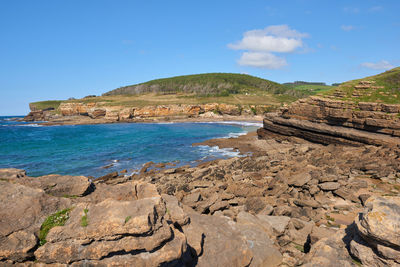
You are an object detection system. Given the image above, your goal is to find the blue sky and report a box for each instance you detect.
[1,0,399,115]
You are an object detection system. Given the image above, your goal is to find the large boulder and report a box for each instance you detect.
[350,196,400,266]
[15,174,92,197]
[0,181,70,262]
[0,168,26,180]
[303,230,357,267]
[34,197,188,266]
[182,210,254,267]
[235,212,283,267]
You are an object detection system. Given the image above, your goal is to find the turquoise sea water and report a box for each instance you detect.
[0,116,260,177]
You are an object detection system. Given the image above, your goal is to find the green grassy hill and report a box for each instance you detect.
[321,67,400,104]
[103,73,302,97]
[283,82,336,95]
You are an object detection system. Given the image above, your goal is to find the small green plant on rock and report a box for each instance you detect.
[81,208,89,227]
[249,105,257,115]
[39,208,72,246]
[124,215,132,224]
[293,243,305,253]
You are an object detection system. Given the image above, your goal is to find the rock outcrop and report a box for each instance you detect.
[23,102,271,123]
[350,196,400,266]
[0,181,71,262]
[258,96,400,146]
[0,169,283,266]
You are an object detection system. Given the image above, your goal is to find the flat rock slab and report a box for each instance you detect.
[183,211,253,267]
[303,230,357,267]
[0,181,70,262]
[15,174,92,197]
[256,215,291,235]
[318,182,341,191]
[0,168,26,180]
[34,197,188,265]
[356,196,400,248]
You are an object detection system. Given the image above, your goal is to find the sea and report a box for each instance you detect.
[0,116,261,177]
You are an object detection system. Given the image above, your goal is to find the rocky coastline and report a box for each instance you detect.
[2,92,400,266]
[1,122,400,266]
[23,102,268,126]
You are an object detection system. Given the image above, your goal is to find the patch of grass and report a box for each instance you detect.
[321,67,400,104]
[249,105,257,115]
[326,214,335,221]
[124,215,131,224]
[352,258,363,266]
[30,100,63,111]
[81,208,89,227]
[39,208,72,246]
[293,243,305,253]
[63,194,78,199]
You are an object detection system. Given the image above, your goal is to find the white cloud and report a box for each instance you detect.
[228,25,308,69]
[228,35,303,53]
[341,25,355,31]
[238,52,287,69]
[360,60,394,70]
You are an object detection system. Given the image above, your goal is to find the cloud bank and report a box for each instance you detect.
[228,25,308,69]
[360,60,394,70]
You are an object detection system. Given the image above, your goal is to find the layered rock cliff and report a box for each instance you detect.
[24,102,272,123]
[258,94,400,146]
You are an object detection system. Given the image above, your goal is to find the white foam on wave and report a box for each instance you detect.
[156,122,174,124]
[196,145,243,159]
[223,131,247,139]
[16,124,43,127]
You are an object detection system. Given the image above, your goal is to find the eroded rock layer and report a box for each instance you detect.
[258,96,400,146]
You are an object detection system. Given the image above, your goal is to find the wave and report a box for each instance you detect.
[1,123,43,127]
[196,145,243,159]
[16,124,43,127]
[223,131,247,139]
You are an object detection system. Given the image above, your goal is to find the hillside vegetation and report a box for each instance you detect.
[30,73,316,111]
[283,82,336,95]
[103,73,302,97]
[321,67,400,104]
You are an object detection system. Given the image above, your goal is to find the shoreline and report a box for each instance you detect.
[18,115,264,126]
[38,114,264,126]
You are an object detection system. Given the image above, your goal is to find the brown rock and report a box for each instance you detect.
[287,171,311,187]
[257,215,290,235]
[235,212,283,266]
[135,182,160,199]
[209,200,230,214]
[182,191,202,208]
[161,194,189,226]
[0,181,70,262]
[0,168,26,180]
[358,193,371,206]
[303,230,356,267]
[356,196,400,248]
[34,197,188,265]
[96,171,119,183]
[182,212,253,267]
[318,182,341,191]
[89,108,106,119]
[334,187,360,203]
[17,174,92,197]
